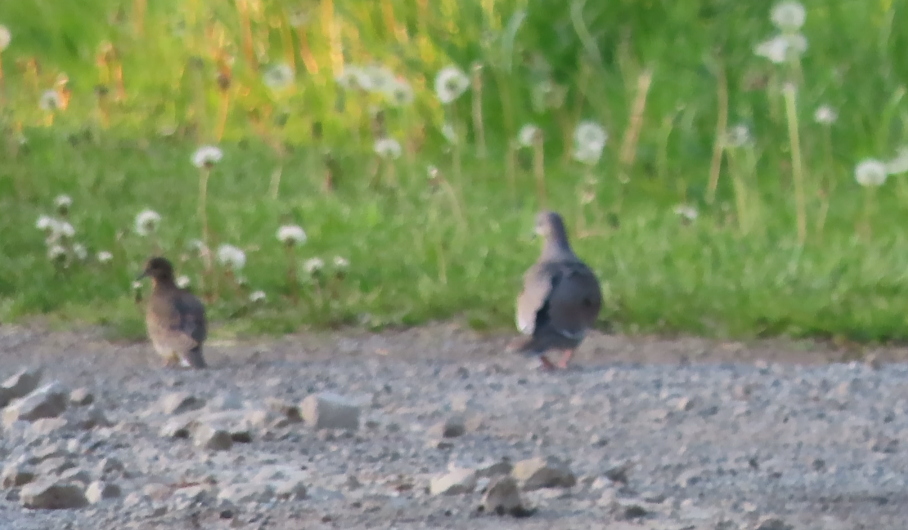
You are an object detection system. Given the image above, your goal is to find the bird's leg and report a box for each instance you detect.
[539,355,557,371]
[555,349,575,369]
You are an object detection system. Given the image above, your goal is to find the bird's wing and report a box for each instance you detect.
[516,261,562,335]
[541,260,602,339]
[148,290,206,353]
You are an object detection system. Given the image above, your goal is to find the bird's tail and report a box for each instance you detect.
[506,335,545,356]
[180,347,208,369]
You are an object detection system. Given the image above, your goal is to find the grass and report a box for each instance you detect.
[1,0,908,343]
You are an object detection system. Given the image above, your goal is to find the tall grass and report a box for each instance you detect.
[1,0,908,343]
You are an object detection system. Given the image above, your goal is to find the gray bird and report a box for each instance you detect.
[510,211,602,370]
[137,257,208,369]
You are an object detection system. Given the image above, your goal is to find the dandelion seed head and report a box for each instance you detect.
[191,145,223,169]
[885,148,908,176]
[36,215,58,233]
[131,280,143,291]
[673,204,699,221]
[855,159,888,187]
[754,34,807,64]
[277,224,307,245]
[40,90,61,112]
[263,63,294,90]
[724,124,753,149]
[333,256,349,269]
[771,1,806,31]
[217,244,246,270]
[249,290,266,303]
[441,123,457,144]
[373,137,402,160]
[434,66,470,104]
[814,105,837,125]
[176,275,191,289]
[573,121,608,165]
[47,244,66,262]
[72,243,87,260]
[363,65,395,95]
[54,194,73,212]
[303,257,324,275]
[135,209,162,236]
[0,25,10,51]
[57,221,75,238]
[97,251,113,263]
[335,65,366,90]
[385,79,414,106]
[518,124,541,148]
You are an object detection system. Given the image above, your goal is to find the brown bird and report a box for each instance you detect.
[137,257,208,369]
[510,211,602,370]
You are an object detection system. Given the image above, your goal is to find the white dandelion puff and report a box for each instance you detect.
[40,90,61,112]
[176,275,191,289]
[57,221,75,238]
[518,124,541,148]
[54,194,73,213]
[783,33,808,55]
[885,148,908,176]
[249,290,267,303]
[263,63,294,90]
[72,243,88,261]
[723,124,753,149]
[771,1,806,31]
[36,215,58,233]
[754,34,807,64]
[854,159,888,187]
[814,105,837,125]
[303,257,325,275]
[131,280,143,291]
[374,138,402,160]
[385,79,414,106]
[335,65,366,90]
[333,256,349,269]
[673,204,699,221]
[191,145,223,168]
[217,244,246,270]
[47,244,66,262]
[573,121,608,165]
[277,224,307,246]
[434,66,470,104]
[441,123,457,144]
[134,209,161,236]
[362,65,395,95]
[0,25,10,51]
[96,251,113,263]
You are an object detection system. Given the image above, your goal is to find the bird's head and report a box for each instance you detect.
[137,256,176,283]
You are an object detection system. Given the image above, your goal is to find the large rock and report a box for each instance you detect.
[301,393,360,431]
[481,476,534,517]
[20,479,88,509]
[3,382,68,425]
[68,388,94,407]
[430,468,477,496]
[36,457,77,476]
[85,481,121,504]
[194,423,233,451]
[1,464,35,488]
[0,368,42,407]
[159,392,205,415]
[511,456,576,491]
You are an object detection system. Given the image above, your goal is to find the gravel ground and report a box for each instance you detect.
[1,323,907,530]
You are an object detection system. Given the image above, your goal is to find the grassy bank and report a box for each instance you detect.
[1,0,908,342]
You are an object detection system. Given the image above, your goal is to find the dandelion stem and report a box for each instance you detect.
[862,186,876,239]
[297,29,319,74]
[215,90,230,142]
[285,245,298,305]
[783,84,807,245]
[532,130,547,207]
[133,0,147,36]
[471,64,487,159]
[0,55,5,106]
[198,167,212,275]
[706,62,728,204]
[269,164,283,199]
[236,0,258,71]
[505,140,517,199]
[618,68,653,174]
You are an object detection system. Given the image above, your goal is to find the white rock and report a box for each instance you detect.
[511,456,576,490]
[0,368,43,407]
[20,479,88,509]
[85,481,121,503]
[68,388,94,407]
[217,482,274,504]
[3,382,68,425]
[301,393,360,431]
[193,423,233,451]
[159,392,205,415]
[430,468,477,495]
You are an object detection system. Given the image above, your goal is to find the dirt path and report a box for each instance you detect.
[0,324,906,529]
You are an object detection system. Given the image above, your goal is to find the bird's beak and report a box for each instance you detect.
[135,270,148,281]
